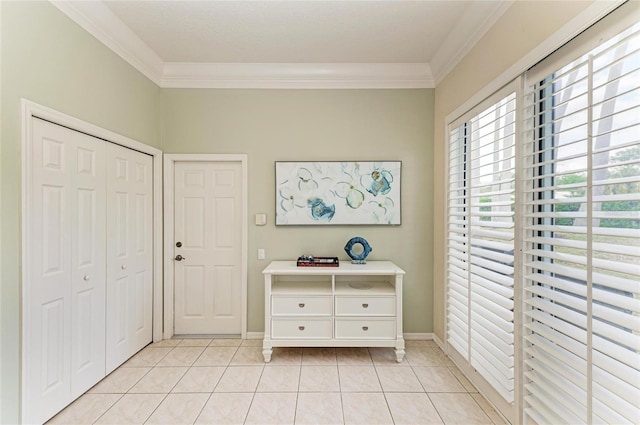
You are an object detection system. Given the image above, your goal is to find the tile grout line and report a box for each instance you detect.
[241,389,257,424]
[144,341,221,424]
[373,347,399,425]
[183,343,225,425]
[425,346,478,425]
[416,355,449,425]
[292,356,303,424]
[423,392,452,425]
[291,375,300,424]
[241,349,265,425]
[89,393,125,424]
[142,393,171,424]
[335,353,347,425]
[192,391,214,425]
[142,350,191,424]
[91,343,177,424]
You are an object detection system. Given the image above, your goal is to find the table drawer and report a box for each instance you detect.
[335,318,396,340]
[272,296,332,316]
[335,296,395,316]
[272,318,333,339]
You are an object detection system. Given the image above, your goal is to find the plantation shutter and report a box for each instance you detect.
[447,122,470,359]
[447,83,517,405]
[522,13,640,425]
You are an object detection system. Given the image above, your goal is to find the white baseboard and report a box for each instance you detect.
[246,332,265,340]
[433,334,445,350]
[403,333,434,340]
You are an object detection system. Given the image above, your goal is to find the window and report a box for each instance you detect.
[522,21,640,424]
[447,84,517,412]
[445,4,639,423]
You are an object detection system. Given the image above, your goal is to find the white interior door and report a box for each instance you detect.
[106,143,153,373]
[26,118,106,424]
[174,161,243,335]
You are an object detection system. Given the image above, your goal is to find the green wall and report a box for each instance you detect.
[1,2,434,422]
[161,89,435,334]
[0,2,160,422]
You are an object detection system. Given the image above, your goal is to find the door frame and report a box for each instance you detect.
[163,154,248,339]
[21,99,164,420]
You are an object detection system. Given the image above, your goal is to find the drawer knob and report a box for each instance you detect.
[298,326,305,331]
[362,326,369,331]
[298,303,305,308]
[362,303,369,308]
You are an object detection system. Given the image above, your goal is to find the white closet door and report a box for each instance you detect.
[26,119,106,424]
[106,143,153,373]
[69,128,107,398]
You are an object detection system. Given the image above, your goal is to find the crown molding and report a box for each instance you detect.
[50,0,434,89]
[50,0,164,85]
[161,62,434,89]
[431,1,513,85]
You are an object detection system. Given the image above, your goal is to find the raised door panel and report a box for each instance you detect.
[105,143,153,373]
[213,265,234,317]
[183,265,206,318]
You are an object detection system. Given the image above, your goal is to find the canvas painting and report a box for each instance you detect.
[275,161,401,225]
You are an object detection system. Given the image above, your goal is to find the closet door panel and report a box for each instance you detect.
[27,120,73,425]
[70,133,106,398]
[27,120,106,424]
[131,158,153,347]
[106,148,131,372]
[106,144,153,373]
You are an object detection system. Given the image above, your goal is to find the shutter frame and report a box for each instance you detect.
[447,86,518,405]
[523,17,640,424]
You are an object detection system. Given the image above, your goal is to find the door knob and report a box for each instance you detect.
[175,254,185,261]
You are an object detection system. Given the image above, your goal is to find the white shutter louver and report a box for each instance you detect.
[523,21,640,425]
[447,89,517,404]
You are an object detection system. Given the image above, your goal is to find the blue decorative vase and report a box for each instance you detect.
[344,237,372,264]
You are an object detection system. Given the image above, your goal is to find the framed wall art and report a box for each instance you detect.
[275,161,401,225]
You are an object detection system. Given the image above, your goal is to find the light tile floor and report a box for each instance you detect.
[47,339,508,425]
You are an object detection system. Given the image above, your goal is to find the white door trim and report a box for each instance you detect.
[21,99,163,420]
[163,154,248,339]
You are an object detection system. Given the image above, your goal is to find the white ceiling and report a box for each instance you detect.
[53,0,513,88]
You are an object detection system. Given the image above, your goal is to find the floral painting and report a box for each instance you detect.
[275,161,401,225]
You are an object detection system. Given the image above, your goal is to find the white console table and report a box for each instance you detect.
[262,260,405,362]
